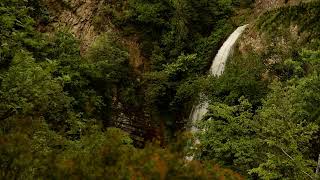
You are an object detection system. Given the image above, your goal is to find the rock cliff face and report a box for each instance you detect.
[44,0,146,72]
[44,0,104,52]
[241,0,316,55]
[254,0,308,14]
[238,0,318,82]
[43,0,152,145]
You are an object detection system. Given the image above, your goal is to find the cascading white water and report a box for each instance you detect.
[189,24,248,132]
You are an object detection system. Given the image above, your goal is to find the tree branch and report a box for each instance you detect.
[280,147,314,179]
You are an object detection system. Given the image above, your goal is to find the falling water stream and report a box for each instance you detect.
[189,24,249,133]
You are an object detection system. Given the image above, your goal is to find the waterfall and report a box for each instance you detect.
[189,24,248,132]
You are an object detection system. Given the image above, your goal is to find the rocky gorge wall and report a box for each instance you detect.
[42,0,153,145]
[255,0,310,13]
[44,0,104,52]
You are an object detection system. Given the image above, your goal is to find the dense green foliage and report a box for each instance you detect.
[1,119,243,179]
[195,2,320,179]
[0,0,244,179]
[199,50,320,179]
[1,0,320,179]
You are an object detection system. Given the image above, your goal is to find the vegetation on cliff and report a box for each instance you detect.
[1,0,320,179]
